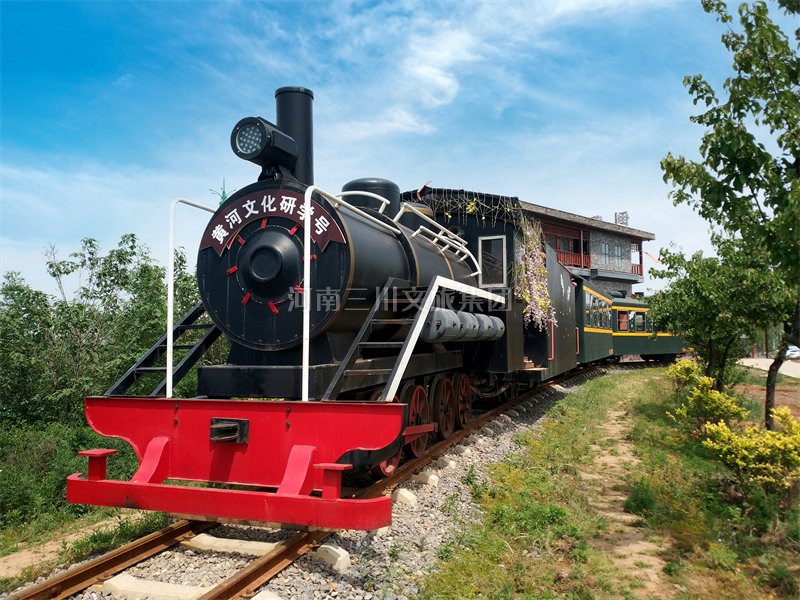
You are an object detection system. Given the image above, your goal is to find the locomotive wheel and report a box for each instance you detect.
[406,383,430,457]
[453,373,473,429]
[431,375,456,441]
[370,389,403,477]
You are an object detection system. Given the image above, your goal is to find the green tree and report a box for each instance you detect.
[0,235,199,425]
[650,238,791,390]
[661,0,800,428]
[0,273,53,423]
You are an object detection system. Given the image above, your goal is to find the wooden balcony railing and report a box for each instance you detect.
[556,251,591,269]
[555,251,644,277]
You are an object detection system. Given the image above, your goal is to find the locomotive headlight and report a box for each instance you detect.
[235,121,264,156]
[231,117,299,174]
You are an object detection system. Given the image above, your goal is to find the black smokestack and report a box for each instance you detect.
[275,86,314,185]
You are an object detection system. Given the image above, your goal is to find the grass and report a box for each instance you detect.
[624,371,800,598]
[0,422,140,541]
[0,511,170,594]
[418,375,643,599]
[0,420,172,593]
[418,368,800,599]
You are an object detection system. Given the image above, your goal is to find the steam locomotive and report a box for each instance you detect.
[67,87,681,531]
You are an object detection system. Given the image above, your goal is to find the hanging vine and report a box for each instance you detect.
[409,188,556,330]
[514,217,556,330]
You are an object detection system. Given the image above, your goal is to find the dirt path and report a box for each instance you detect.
[578,409,674,599]
[0,510,146,579]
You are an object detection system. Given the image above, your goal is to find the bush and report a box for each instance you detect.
[670,376,748,434]
[703,407,800,506]
[0,423,138,527]
[665,358,703,391]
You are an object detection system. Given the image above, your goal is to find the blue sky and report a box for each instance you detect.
[2,0,794,295]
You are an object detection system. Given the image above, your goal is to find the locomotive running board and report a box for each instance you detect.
[67,397,405,530]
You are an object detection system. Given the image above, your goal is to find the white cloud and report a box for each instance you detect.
[1,0,724,299]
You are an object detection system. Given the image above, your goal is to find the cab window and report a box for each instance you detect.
[478,236,507,287]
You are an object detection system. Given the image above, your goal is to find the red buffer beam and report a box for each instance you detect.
[67,398,405,530]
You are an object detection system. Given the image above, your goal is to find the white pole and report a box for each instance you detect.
[302,188,313,401]
[166,198,215,398]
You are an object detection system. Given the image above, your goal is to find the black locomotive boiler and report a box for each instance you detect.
[67,86,680,531]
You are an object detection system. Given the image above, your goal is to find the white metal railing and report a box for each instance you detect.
[380,276,505,402]
[314,188,401,235]
[337,190,390,214]
[392,202,481,276]
[167,198,217,398]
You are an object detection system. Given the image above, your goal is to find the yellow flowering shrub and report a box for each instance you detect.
[702,407,800,496]
[670,376,748,434]
[665,358,703,391]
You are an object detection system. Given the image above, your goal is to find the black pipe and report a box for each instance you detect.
[275,86,314,185]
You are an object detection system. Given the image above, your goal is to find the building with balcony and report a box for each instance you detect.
[520,201,653,296]
[401,187,654,296]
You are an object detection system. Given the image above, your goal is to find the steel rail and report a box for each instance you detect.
[19,364,624,599]
[197,531,328,600]
[202,381,553,599]
[10,520,213,600]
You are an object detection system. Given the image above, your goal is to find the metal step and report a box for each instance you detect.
[320,278,415,401]
[344,368,393,376]
[371,318,414,325]
[105,301,221,397]
[358,341,405,348]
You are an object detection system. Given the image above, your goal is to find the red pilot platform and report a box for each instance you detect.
[68,397,405,531]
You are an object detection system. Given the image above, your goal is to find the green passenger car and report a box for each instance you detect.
[575,281,614,364]
[611,294,682,361]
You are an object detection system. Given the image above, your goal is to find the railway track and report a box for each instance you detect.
[10,363,657,600]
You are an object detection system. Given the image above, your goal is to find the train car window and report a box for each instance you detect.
[618,310,629,331]
[635,312,645,332]
[585,292,591,324]
[478,236,507,287]
[645,313,653,332]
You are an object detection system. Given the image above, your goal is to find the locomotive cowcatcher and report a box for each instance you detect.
[67,87,680,531]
